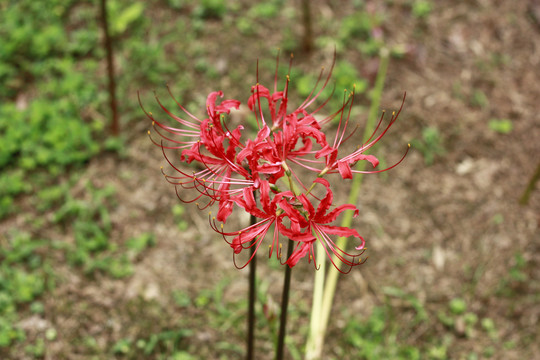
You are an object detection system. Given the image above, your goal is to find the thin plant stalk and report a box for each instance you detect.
[247,196,258,360]
[304,48,390,360]
[519,160,540,205]
[304,239,326,358]
[99,0,119,136]
[301,0,313,53]
[276,239,295,360]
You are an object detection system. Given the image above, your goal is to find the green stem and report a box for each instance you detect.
[304,237,326,359]
[276,239,294,360]
[304,48,390,360]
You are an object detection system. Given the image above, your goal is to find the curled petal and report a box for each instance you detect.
[318,224,362,239]
[337,160,353,179]
[217,199,234,222]
[285,242,310,267]
[318,204,358,224]
[312,178,332,219]
[238,187,267,219]
[231,221,272,253]
[216,99,241,114]
[206,91,223,116]
[248,85,271,111]
[277,221,315,241]
[355,154,379,168]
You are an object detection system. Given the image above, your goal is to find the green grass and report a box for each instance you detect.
[0,1,157,349]
[410,126,446,165]
[0,0,418,360]
[0,0,187,354]
[0,0,530,358]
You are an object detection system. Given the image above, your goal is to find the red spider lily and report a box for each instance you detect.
[277,178,366,273]
[142,88,260,222]
[210,181,291,268]
[319,93,410,179]
[144,51,407,272]
[246,51,334,130]
[210,178,364,272]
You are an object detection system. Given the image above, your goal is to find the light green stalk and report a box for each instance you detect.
[304,48,390,360]
[304,237,326,359]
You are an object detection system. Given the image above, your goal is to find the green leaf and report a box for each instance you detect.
[111,3,145,35]
[449,298,467,315]
[488,119,513,134]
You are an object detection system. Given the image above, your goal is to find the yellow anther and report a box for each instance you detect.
[160,166,163,169]
[353,83,356,89]
[408,143,411,148]
[286,75,290,80]
[152,121,155,126]
[221,224,223,229]
[392,111,396,116]
[209,211,212,215]
[147,130,151,135]
[149,112,153,115]
[212,216,216,221]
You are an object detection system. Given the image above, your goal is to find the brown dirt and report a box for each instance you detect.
[4,0,540,359]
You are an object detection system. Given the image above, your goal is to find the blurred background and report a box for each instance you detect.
[0,0,539,359]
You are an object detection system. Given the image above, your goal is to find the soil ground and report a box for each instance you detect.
[3,0,540,359]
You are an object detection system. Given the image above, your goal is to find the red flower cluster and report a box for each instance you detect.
[142,54,407,273]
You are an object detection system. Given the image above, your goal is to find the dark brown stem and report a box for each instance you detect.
[301,0,313,53]
[100,0,119,136]
[520,160,540,205]
[275,239,294,360]
[246,196,257,359]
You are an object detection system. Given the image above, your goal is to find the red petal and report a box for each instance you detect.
[231,222,272,253]
[353,154,379,168]
[313,178,332,220]
[298,193,315,217]
[337,161,353,179]
[285,242,311,267]
[248,85,271,111]
[317,204,358,224]
[240,187,267,219]
[217,199,234,222]
[206,91,223,117]
[318,224,361,238]
[216,99,241,114]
